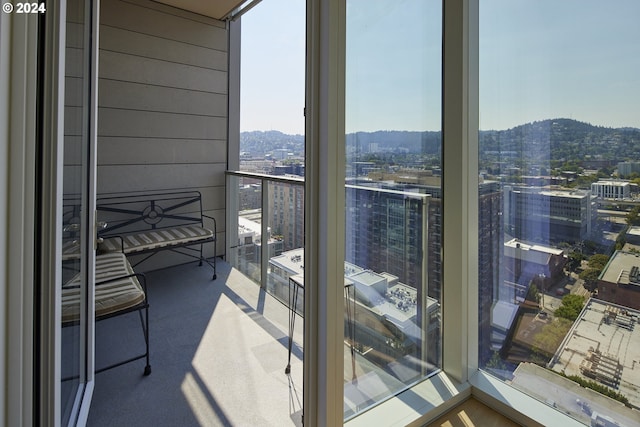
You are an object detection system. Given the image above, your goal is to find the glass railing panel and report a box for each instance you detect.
[229,174,263,285]
[266,180,305,314]
[227,171,305,312]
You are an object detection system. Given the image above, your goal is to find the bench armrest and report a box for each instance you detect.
[202,214,217,234]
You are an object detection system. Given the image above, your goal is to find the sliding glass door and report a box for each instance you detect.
[60,0,99,424]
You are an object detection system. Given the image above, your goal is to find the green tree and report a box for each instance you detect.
[485,351,508,371]
[526,284,541,304]
[602,167,614,176]
[567,251,585,271]
[626,206,640,226]
[588,254,609,270]
[579,268,601,291]
[554,294,586,321]
[616,230,627,251]
[581,240,597,254]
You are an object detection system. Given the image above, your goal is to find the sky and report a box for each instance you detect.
[241,0,640,134]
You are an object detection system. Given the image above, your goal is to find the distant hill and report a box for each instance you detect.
[479,119,640,164]
[240,129,441,156]
[346,130,441,155]
[241,119,640,164]
[240,130,305,156]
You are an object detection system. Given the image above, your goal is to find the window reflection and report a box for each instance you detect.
[479,1,640,424]
[345,0,442,418]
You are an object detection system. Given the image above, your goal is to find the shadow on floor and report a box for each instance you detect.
[87,259,303,427]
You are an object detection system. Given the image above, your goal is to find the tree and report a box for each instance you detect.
[588,254,610,270]
[616,231,627,251]
[583,240,597,254]
[595,167,613,178]
[526,284,541,304]
[485,351,508,371]
[626,206,640,226]
[579,268,601,291]
[567,251,585,271]
[554,294,586,321]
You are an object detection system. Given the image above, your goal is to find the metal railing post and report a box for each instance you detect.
[261,178,270,290]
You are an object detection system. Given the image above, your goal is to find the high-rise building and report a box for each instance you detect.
[478,180,504,364]
[268,181,305,251]
[345,183,430,295]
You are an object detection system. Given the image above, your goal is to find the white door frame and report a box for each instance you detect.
[1,6,42,427]
[37,0,100,425]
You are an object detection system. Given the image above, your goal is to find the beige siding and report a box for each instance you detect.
[97,0,227,263]
[63,0,87,224]
[98,137,226,164]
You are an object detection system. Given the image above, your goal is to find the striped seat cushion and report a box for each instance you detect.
[99,225,213,254]
[62,252,145,323]
[62,239,80,261]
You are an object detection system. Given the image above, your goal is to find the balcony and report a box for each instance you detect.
[86,258,304,426]
[84,170,445,425]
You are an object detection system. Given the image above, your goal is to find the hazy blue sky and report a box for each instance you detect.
[241,0,640,133]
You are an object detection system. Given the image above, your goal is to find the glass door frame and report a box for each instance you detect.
[39,0,100,425]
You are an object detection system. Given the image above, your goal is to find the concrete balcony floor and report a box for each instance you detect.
[87,259,303,427]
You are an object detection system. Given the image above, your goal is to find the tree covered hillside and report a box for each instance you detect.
[240,119,640,166]
[479,119,640,165]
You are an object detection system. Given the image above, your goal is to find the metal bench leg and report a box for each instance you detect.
[139,306,151,376]
[212,238,217,280]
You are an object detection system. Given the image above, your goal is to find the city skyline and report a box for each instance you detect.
[241,0,640,134]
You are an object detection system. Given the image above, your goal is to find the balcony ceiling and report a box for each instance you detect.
[153,0,252,20]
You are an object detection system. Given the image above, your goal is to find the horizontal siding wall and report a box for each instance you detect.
[98,0,227,269]
[63,0,86,195]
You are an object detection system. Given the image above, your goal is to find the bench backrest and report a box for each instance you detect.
[97,191,205,236]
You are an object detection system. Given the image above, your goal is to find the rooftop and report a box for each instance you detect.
[269,248,305,275]
[238,214,262,235]
[593,180,630,186]
[504,238,564,256]
[627,226,640,238]
[549,299,640,411]
[510,187,590,199]
[511,363,638,426]
[504,239,565,266]
[600,251,640,285]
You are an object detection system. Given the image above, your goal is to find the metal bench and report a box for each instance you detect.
[62,252,151,376]
[97,191,217,279]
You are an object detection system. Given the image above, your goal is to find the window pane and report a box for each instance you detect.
[240,0,305,173]
[234,4,306,424]
[345,0,442,418]
[479,2,640,425]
